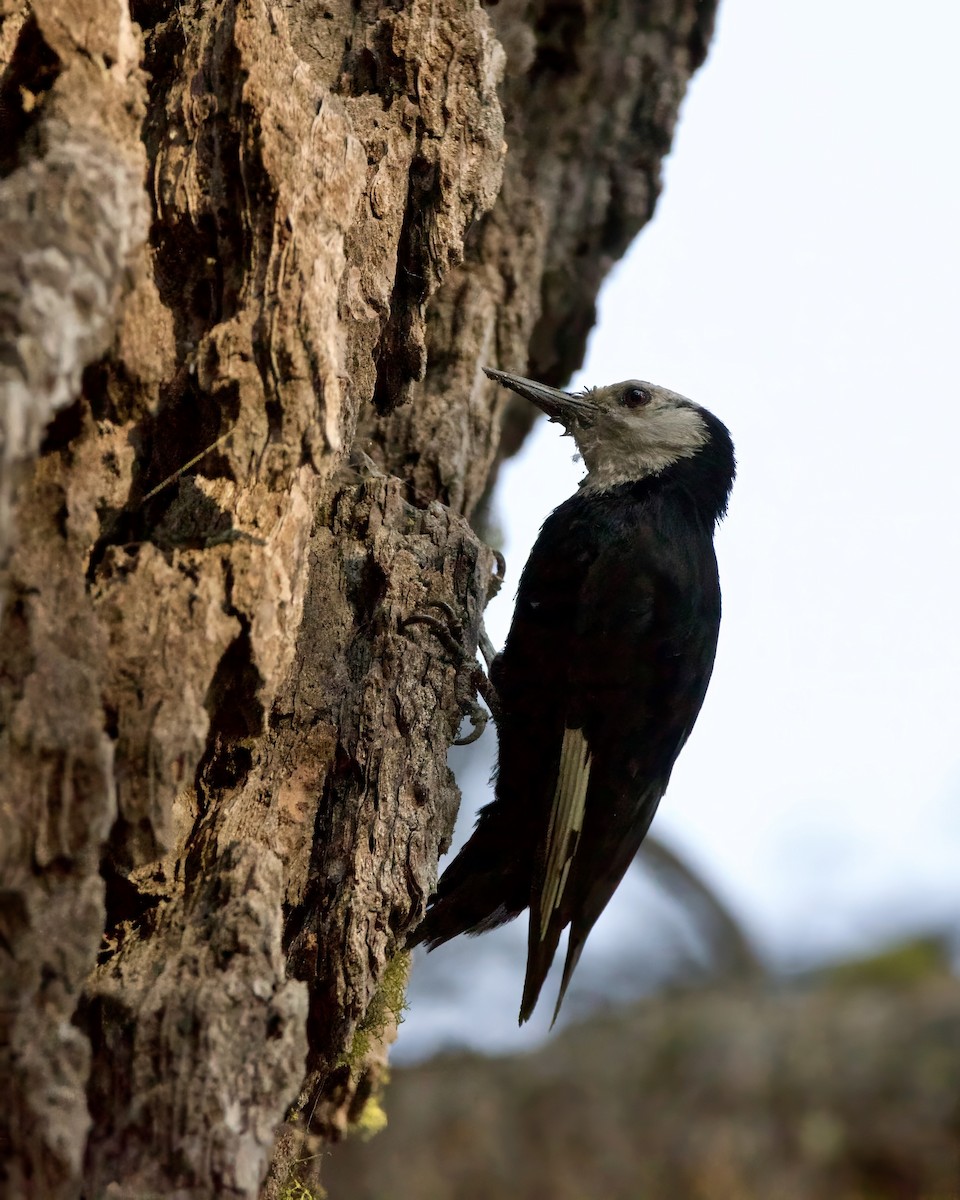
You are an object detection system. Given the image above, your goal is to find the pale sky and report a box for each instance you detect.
[402,0,960,1057]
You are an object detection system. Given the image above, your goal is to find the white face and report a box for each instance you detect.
[483,368,713,493]
[571,380,709,492]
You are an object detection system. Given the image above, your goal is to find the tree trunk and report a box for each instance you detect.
[0,0,717,1196]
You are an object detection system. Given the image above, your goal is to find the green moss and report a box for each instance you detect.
[354,1091,390,1141]
[341,951,410,1071]
[278,1179,325,1200]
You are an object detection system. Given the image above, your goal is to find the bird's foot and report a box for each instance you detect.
[486,548,507,606]
[402,600,501,745]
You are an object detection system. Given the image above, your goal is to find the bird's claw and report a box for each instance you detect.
[401,600,500,743]
[401,603,465,660]
[451,691,489,746]
[487,549,506,603]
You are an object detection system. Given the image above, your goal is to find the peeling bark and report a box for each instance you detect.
[0,0,717,1195]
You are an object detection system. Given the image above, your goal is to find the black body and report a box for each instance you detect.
[409,395,735,1023]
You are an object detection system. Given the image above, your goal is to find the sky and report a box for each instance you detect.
[401,0,960,1057]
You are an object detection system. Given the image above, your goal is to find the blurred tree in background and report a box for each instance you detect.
[329,940,960,1200]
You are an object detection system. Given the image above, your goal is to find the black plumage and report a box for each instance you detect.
[408,369,735,1024]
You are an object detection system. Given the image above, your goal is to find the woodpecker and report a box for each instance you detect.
[409,367,735,1025]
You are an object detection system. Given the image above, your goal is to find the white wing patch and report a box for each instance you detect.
[539,726,591,940]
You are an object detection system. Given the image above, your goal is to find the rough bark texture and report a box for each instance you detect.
[0,0,717,1196]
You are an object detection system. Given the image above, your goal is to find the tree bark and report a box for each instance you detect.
[0,0,717,1196]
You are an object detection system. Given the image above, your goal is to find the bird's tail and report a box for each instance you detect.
[550,923,589,1026]
[406,874,523,950]
[407,793,537,951]
[518,917,564,1024]
[519,912,595,1027]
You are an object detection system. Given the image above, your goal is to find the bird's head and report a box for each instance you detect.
[484,367,732,501]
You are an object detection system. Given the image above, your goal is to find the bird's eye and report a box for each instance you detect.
[621,385,650,408]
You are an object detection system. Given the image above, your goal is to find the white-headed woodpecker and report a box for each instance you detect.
[408,367,736,1025]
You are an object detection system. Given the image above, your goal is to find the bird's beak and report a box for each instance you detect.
[484,368,597,425]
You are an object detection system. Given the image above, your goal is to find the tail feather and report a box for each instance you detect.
[519,908,596,1027]
[407,799,534,952]
[407,884,521,951]
[519,915,563,1025]
[550,920,591,1027]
